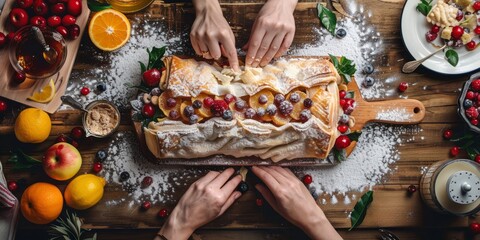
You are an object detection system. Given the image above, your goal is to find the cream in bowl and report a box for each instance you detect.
[83,101,120,138]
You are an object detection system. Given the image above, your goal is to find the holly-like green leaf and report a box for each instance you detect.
[329,55,356,84]
[7,149,42,170]
[87,0,111,12]
[317,3,337,35]
[416,0,432,16]
[445,49,459,67]
[350,190,374,231]
[333,148,346,162]
[348,131,362,142]
[139,61,147,74]
[150,46,167,69]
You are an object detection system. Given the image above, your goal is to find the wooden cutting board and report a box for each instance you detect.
[133,74,425,166]
[0,0,90,114]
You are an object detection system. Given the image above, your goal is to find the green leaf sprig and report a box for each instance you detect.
[7,149,42,170]
[139,46,167,74]
[49,210,97,240]
[317,3,337,35]
[416,0,433,16]
[350,190,373,230]
[449,129,480,160]
[87,0,111,12]
[445,49,459,67]
[329,54,356,84]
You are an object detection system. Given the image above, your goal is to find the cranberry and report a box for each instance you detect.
[141,201,151,210]
[279,101,293,115]
[168,110,179,119]
[466,41,476,51]
[0,32,5,48]
[456,10,464,21]
[7,181,18,192]
[398,82,408,92]
[70,127,85,139]
[210,100,228,117]
[224,94,236,104]
[302,174,313,185]
[407,184,417,193]
[255,198,263,207]
[14,71,26,83]
[56,134,68,142]
[92,162,102,173]
[466,106,479,119]
[47,15,62,27]
[430,25,440,34]
[56,26,68,38]
[70,140,79,148]
[467,91,475,100]
[142,68,161,87]
[289,92,300,103]
[16,0,33,8]
[142,104,155,118]
[339,90,346,99]
[299,109,312,123]
[474,1,480,11]
[141,176,153,188]
[67,24,80,40]
[471,79,480,91]
[472,119,479,126]
[340,99,347,108]
[475,26,480,35]
[30,16,47,28]
[33,0,49,16]
[470,222,480,233]
[451,26,464,40]
[50,3,65,15]
[258,94,268,104]
[337,125,348,134]
[6,32,15,42]
[166,98,176,108]
[9,8,29,29]
[303,98,313,108]
[450,146,460,157]
[66,0,82,16]
[335,135,351,149]
[62,14,76,26]
[425,31,437,42]
[475,154,480,164]
[192,100,202,109]
[80,87,90,95]
[158,208,168,218]
[274,94,285,105]
[443,129,453,140]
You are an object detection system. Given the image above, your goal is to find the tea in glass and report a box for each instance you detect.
[105,0,155,13]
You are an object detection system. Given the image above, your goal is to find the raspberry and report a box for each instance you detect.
[279,101,293,116]
[466,106,479,119]
[471,79,480,91]
[203,97,214,108]
[210,100,229,117]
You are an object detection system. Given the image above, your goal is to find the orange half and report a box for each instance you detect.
[88,9,131,51]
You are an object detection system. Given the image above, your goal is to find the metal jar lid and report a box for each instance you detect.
[447,171,480,205]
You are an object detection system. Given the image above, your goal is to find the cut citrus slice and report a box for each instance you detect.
[88,9,131,51]
[27,79,55,103]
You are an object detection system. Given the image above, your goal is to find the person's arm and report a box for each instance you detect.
[252,166,342,240]
[244,0,297,67]
[190,0,240,71]
[154,168,242,240]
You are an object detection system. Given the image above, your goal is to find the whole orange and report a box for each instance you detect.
[21,182,63,224]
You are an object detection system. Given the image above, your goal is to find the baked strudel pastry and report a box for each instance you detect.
[143,56,345,162]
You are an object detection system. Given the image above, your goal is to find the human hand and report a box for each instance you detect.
[190,0,240,71]
[244,0,297,67]
[157,168,242,240]
[252,166,341,240]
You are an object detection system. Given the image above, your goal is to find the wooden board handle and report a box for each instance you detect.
[351,99,425,131]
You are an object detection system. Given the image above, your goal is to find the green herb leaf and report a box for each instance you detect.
[150,46,167,69]
[87,0,111,12]
[445,49,459,67]
[124,83,150,93]
[7,149,42,170]
[416,0,432,16]
[139,61,147,74]
[346,91,355,99]
[333,148,346,162]
[317,3,337,35]
[347,131,362,142]
[350,190,374,231]
[329,55,356,84]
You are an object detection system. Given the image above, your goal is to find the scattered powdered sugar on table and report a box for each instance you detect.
[376,108,414,121]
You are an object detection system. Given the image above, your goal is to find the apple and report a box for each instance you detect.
[9,8,29,29]
[43,142,82,181]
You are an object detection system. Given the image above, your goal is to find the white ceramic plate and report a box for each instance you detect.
[401,0,480,75]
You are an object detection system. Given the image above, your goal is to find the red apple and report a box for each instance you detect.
[9,8,29,29]
[42,142,82,181]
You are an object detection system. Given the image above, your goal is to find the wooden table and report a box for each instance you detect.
[1,0,480,239]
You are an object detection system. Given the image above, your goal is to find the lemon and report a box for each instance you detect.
[27,79,56,103]
[14,108,51,143]
[64,174,106,210]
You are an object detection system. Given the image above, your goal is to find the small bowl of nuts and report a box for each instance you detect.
[458,72,480,134]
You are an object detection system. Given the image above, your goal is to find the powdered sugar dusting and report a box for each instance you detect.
[376,108,414,121]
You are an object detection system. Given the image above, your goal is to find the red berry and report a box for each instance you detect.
[210,100,229,117]
[7,181,18,192]
[472,119,479,126]
[450,146,460,157]
[56,26,68,38]
[337,124,348,134]
[9,8,29,29]
[473,1,480,11]
[475,26,480,35]
[14,72,26,83]
[456,10,464,21]
[255,198,264,207]
[141,201,151,210]
[475,154,480,164]
[50,3,65,15]
[224,94,236,104]
[451,26,464,40]
[142,103,155,118]
[7,32,15,42]
[0,32,6,48]
[203,97,214,108]
[141,176,153,188]
[158,208,168,218]
[339,90,346,99]
[466,106,479,119]
[470,222,480,233]
[47,15,62,27]
[407,184,417,193]
[443,129,453,140]
[92,162,102,173]
[398,82,408,92]
[80,87,90,95]
[56,134,68,143]
[30,16,47,28]
[425,31,437,42]
[466,41,476,51]
[302,174,313,185]
[33,0,49,16]
[16,0,33,8]
[339,99,347,108]
[70,127,85,139]
[166,98,176,108]
[467,91,475,100]
[431,25,440,34]
[61,14,76,26]
[335,135,351,149]
[471,79,480,91]
[142,68,161,87]
[67,24,80,40]
[66,0,82,16]
[0,100,6,113]
[70,139,79,148]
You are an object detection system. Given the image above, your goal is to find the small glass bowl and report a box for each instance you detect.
[8,25,67,79]
[82,100,121,138]
[458,71,480,133]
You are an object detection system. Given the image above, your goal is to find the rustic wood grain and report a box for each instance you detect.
[2,0,480,239]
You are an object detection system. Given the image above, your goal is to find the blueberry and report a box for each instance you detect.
[363,77,375,88]
[238,181,249,193]
[235,100,247,110]
[266,104,277,115]
[336,28,347,39]
[303,98,313,108]
[166,98,177,108]
[257,107,266,117]
[189,114,199,124]
[339,114,349,124]
[245,108,256,119]
[279,101,293,115]
[192,100,202,109]
[363,64,374,74]
[150,88,162,96]
[169,110,180,119]
[274,94,285,105]
[299,109,312,123]
[289,93,300,103]
[222,110,233,120]
[258,94,268,104]
[464,99,473,108]
[464,27,470,33]
[96,83,107,92]
[120,171,130,181]
[183,106,195,117]
[309,186,319,199]
[96,150,108,162]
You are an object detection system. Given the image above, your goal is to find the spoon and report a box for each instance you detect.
[402,44,447,73]
[32,26,58,65]
[61,96,89,113]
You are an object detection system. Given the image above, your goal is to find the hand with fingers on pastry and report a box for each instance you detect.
[251,166,342,240]
[244,0,297,68]
[190,0,240,72]
[155,168,242,240]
